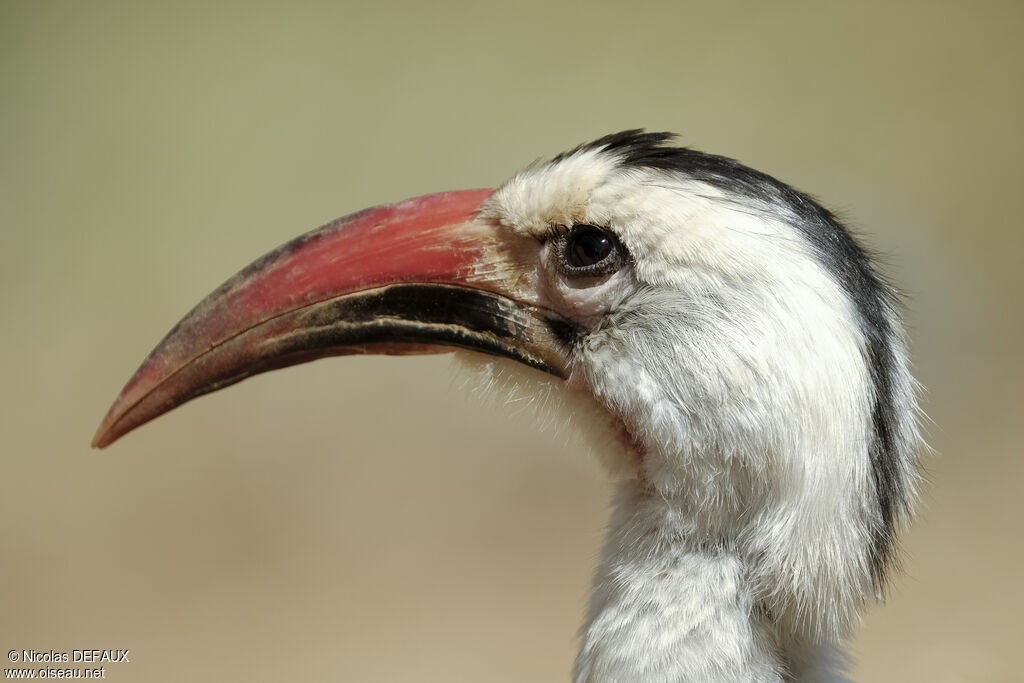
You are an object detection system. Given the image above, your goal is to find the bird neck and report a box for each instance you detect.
[573,479,845,683]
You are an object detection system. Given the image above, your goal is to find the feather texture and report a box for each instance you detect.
[478,132,923,681]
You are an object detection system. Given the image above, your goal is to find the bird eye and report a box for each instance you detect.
[559,225,625,277]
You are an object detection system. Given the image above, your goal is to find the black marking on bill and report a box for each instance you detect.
[288,284,564,375]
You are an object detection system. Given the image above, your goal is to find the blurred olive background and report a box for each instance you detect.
[2,2,1021,681]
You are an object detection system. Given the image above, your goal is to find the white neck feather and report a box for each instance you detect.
[574,480,850,683]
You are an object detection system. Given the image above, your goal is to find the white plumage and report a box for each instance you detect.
[483,137,921,680]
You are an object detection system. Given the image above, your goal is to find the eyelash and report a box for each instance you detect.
[535,224,569,244]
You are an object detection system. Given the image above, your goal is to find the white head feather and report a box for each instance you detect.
[476,131,922,681]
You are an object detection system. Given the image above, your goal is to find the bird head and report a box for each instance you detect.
[94,131,920,645]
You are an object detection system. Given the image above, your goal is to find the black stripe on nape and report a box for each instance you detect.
[570,130,910,586]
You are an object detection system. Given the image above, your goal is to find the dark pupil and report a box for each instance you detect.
[569,231,612,267]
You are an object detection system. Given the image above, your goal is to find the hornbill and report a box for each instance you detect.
[94,131,922,682]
